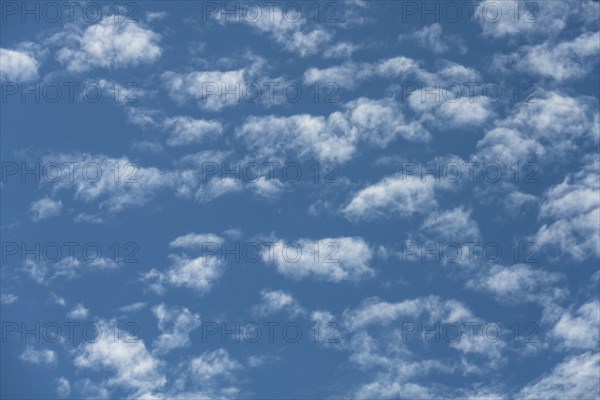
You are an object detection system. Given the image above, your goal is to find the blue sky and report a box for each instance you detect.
[1,1,599,398]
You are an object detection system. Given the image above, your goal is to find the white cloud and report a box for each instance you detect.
[56,377,71,399]
[215,6,332,57]
[247,355,280,368]
[303,56,479,90]
[519,352,600,399]
[0,293,18,304]
[343,175,449,220]
[475,127,545,166]
[152,304,201,354]
[22,257,120,284]
[74,213,104,224]
[534,158,600,260]
[189,349,240,382]
[67,303,90,319]
[346,97,429,145]
[169,233,225,250]
[161,54,268,111]
[237,113,356,164]
[56,17,161,72]
[253,289,305,317]
[126,107,161,129]
[30,197,63,222]
[251,176,285,198]
[467,264,565,307]
[304,56,422,90]
[408,92,493,127]
[341,296,505,398]
[73,378,110,399]
[401,23,466,54]
[142,254,224,294]
[495,32,600,81]
[237,97,429,164]
[74,321,166,396]
[195,177,244,203]
[507,92,599,143]
[477,0,599,39]
[550,301,600,350]
[265,236,374,282]
[420,207,481,242]
[162,116,223,146]
[19,346,56,365]
[323,41,360,59]
[475,92,599,164]
[0,48,39,81]
[41,153,196,213]
[118,302,146,313]
[146,11,168,22]
[51,293,66,307]
[342,296,473,332]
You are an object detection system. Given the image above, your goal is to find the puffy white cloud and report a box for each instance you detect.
[162,116,223,146]
[56,17,161,72]
[41,153,195,213]
[534,158,600,260]
[118,302,146,313]
[341,296,505,398]
[146,11,168,22]
[253,289,305,317]
[73,379,110,399]
[304,56,479,90]
[323,41,360,59]
[342,296,473,332]
[519,352,600,399]
[467,264,566,307]
[550,301,600,350]
[21,256,120,284]
[74,213,104,224]
[343,175,449,220]
[495,32,600,81]
[126,109,224,148]
[0,48,39,81]
[251,177,285,198]
[195,177,244,203]
[214,6,332,57]
[30,197,63,221]
[143,254,224,294]
[189,349,240,382]
[408,92,493,127]
[264,236,374,282]
[346,97,429,145]
[161,54,268,111]
[152,304,201,354]
[74,321,166,396]
[420,207,481,242]
[237,97,429,164]
[304,56,422,90]
[507,92,599,143]
[476,92,599,164]
[0,293,18,304]
[475,127,545,166]
[169,233,225,250]
[56,377,71,399]
[476,0,572,38]
[67,303,90,319]
[19,346,56,365]
[237,113,356,163]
